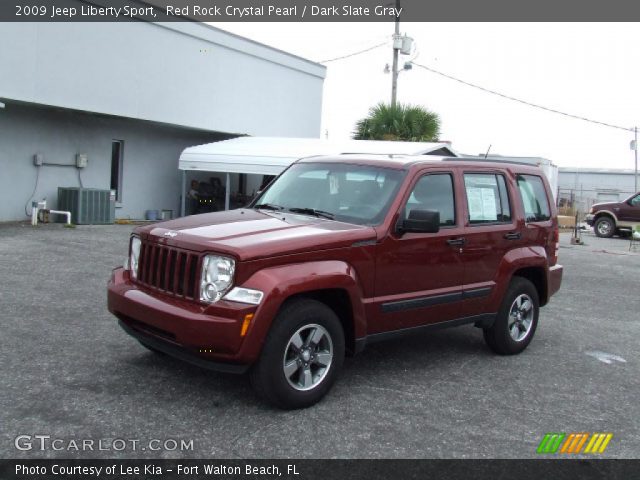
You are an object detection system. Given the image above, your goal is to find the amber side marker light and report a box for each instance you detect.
[240,313,254,337]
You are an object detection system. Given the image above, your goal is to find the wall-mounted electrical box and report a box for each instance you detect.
[76,154,88,168]
[33,154,43,166]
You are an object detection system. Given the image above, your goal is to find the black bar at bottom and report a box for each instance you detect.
[1,459,637,480]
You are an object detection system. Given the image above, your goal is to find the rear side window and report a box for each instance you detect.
[517,175,551,222]
[464,173,512,224]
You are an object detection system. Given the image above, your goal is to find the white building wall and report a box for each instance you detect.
[0,103,225,221]
[0,21,325,136]
[558,169,638,211]
[0,17,326,221]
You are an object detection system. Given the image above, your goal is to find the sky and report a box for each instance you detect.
[210,22,640,170]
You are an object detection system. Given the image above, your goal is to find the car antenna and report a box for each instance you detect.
[484,144,492,159]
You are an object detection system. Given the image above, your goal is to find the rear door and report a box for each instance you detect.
[372,170,464,333]
[458,170,520,318]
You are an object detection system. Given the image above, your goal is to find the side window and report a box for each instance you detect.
[516,174,551,222]
[405,173,455,226]
[630,194,640,207]
[464,173,512,224]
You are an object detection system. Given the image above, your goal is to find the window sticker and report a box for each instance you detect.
[467,187,498,221]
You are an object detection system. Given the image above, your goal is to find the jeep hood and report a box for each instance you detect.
[136,209,376,261]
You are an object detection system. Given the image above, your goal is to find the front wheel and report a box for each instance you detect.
[250,299,345,409]
[594,216,615,238]
[483,277,539,355]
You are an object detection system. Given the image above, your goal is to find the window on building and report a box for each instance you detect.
[516,174,551,222]
[464,173,512,224]
[111,140,124,202]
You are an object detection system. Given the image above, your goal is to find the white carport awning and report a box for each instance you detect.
[179,136,458,175]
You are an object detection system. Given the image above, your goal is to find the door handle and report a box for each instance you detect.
[504,232,521,240]
[446,238,466,246]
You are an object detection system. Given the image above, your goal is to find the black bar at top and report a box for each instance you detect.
[4,0,640,22]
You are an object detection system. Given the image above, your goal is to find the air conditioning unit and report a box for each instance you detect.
[57,187,115,224]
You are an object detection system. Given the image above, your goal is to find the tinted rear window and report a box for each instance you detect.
[516,174,551,222]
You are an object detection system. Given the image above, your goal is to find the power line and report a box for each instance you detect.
[319,41,388,64]
[411,61,633,133]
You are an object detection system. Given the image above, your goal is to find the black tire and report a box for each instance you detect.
[594,216,615,238]
[483,277,539,355]
[250,298,345,409]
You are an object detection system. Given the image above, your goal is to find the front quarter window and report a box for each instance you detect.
[255,163,404,225]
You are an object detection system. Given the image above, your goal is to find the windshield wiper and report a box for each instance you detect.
[288,207,335,220]
[254,203,284,211]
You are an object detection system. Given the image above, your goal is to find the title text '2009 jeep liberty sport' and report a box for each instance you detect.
[108,155,563,409]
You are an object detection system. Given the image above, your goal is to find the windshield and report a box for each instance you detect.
[254,162,406,225]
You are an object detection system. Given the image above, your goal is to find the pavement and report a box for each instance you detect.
[0,223,638,459]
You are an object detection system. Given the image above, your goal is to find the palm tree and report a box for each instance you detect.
[353,102,441,142]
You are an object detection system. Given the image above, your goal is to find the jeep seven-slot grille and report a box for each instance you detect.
[137,242,199,300]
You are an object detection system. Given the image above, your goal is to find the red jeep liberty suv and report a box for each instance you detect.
[108,155,563,409]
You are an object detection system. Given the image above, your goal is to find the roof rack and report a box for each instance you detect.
[442,156,539,167]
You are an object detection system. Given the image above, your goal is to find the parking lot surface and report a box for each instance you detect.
[1,223,638,458]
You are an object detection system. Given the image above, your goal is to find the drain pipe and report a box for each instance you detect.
[48,210,72,225]
[31,200,46,226]
[31,200,72,226]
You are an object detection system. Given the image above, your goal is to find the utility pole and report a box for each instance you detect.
[390,0,400,107]
[635,126,638,192]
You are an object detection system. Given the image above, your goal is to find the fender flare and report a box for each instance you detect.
[490,246,549,307]
[237,260,367,361]
[593,210,618,224]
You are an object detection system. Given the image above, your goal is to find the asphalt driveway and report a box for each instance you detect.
[0,223,638,459]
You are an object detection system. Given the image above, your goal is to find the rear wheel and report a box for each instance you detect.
[250,299,345,409]
[483,277,539,355]
[594,216,615,238]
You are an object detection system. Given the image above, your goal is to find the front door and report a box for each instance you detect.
[371,171,465,334]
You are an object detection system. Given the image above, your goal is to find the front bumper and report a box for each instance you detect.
[585,214,595,226]
[118,320,248,373]
[108,267,257,372]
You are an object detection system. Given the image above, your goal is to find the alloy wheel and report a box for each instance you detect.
[508,294,534,342]
[282,324,333,391]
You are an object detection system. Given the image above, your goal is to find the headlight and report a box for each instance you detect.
[200,255,235,303]
[129,236,141,279]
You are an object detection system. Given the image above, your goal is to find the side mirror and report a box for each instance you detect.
[401,209,440,234]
